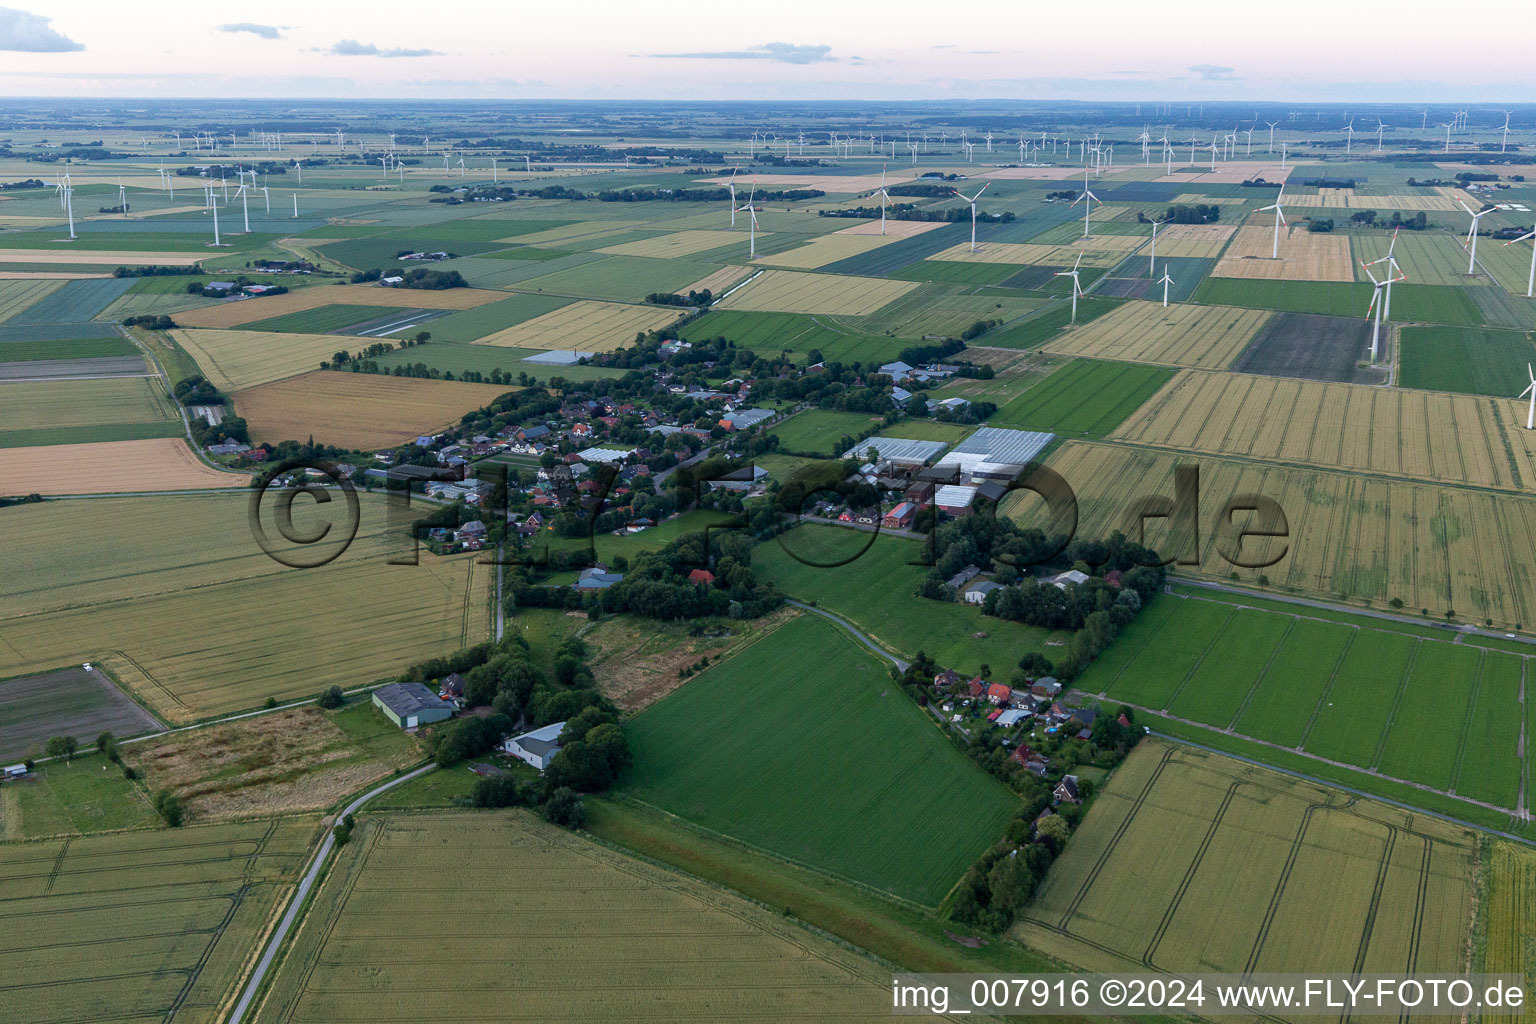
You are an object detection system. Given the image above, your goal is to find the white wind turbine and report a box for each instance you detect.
[869,165,896,236]
[1360,259,1405,362]
[1375,118,1389,152]
[1148,217,1167,277]
[63,185,75,240]
[1366,227,1403,320]
[736,182,760,259]
[292,192,298,218]
[953,182,990,253]
[234,182,250,232]
[1054,254,1085,323]
[1440,121,1454,153]
[117,180,127,216]
[1266,120,1279,153]
[1500,111,1514,154]
[1504,227,1536,298]
[1159,264,1174,307]
[1259,188,1286,259]
[1460,199,1497,275]
[261,186,270,215]
[1342,117,1355,153]
[1072,172,1099,238]
[1519,364,1536,430]
[727,167,739,228]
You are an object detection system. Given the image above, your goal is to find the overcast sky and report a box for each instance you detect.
[0,0,1531,104]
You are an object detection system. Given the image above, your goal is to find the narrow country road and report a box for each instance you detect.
[225,763,437,1024]
[785,599,910,673]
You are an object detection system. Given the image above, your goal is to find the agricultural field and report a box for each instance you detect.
[1015,741,1478,993]
[1398,325,1536,395]
[1077,590,1526,808]
[240,302,409,335]
[678,308,906,364]
[172,327,353,391]
[1145,221,1236,258]
[1230,311,1378,382]
[1003,439,1536,629]
[768,408,883,454]
[620,614,1019,904]
[233,371,512,449]
[973,297,1123,349]
[928,239,1138,268]
[0,750,160,840]
[0,437,244,495]
[0,375,180,447]
[474,298,681,350]
[675,264,750,296]
[1212,224,1354,281]
[1111,368,1536,490]
[512,253,721,301]
[251,810,892,1023]
[0,665,161,762]
[173,284,504,330]
[126,701,420,822]
[0,277,64,321]
[1195,276,1488,325]
[1482,840,1536,1019]
[0,493,491,721]
[757,233,892,269]
[0,818,315,1024]
[0,335,139,364]
[597,228,744,259]
[1352,230,1486,288]
[753,526,1070,673]
[990,359,1174,436]
[406,291,574,343]
[714,269,918,315]
[1040,300,1269,368]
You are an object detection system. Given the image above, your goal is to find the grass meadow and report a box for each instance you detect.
[1397,325,1536,395]
[619,614,1018,904]
[989,359,1173,437]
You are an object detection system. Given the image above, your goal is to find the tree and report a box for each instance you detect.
[96,731,119,762]
[413,331,432,344]
[541,786,587,828]
[333,813,354,845]
[44,735,77,761]
[1035,813,1070,850]
[316,685,345,709]
[153,790,184,827]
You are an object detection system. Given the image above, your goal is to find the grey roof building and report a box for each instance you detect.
[373,682,456,730]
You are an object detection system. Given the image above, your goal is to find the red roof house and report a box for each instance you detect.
[986,682,1013,705]
[687,569,715,585]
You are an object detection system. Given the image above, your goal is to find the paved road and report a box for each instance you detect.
[785,599,910,673]
[225,763,436,1024]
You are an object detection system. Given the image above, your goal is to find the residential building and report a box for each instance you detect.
[503,721,566,770]
[964,581,1005,605]
[574,567,624,590]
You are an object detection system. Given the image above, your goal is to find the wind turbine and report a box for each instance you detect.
[1259,188,1286,259]
[235,183,250,232]
[952,183,990,253]
[1459,199,1496,275]
[1342,118,1355,153]
[735,182,760,258]
[1148,217,1166,277]
[1159,264,1174,307]
[727,166,739,228]
[117,181,127,216]
[1440,121,1454,154]
[1375,118,1388,152]
[1500,111,1513,154]
[1360,259,1404,362]
[63,186,75,240]
[293,192,299,218]
[869,165,896,235]
[1072,172,1099,238]
[1266,120,1279,153]
[1366,228,1402,320]
[1503,228,1536,298]
[1519,365,1536,430]
[261,186,270,215]
[1054,254,1084,323]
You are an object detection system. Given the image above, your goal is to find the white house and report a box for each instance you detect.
[503,721,567,770]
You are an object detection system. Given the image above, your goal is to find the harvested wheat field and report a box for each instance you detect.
[597,230,744,259]
[834,219,947,238]
[713,269,917,315]
[0,437,246,494]
[1150,222,1236,259]
[1043,302,1270,368]
[126,704,420,821]
[0,270,109,280]
[174,283,503,329]
[475,299,681,350]
[172,328,343,391]
[675,265,750,297]
[1213,224,1354,281]
[0,248,204,266]
[756,234,889,269]
[235,371,513,449]
[928,240,1136,268]
[1111,368,1536,490]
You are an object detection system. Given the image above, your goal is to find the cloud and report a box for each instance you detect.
[326,38,439,58]
[649,41,833,65]
[0,7,83,52]
[219,23,283,40]
[1187,63,1235,80]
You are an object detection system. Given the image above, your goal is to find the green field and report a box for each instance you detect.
[241,303,408,334]
[252,809,892,1023]
[620,614,1018,903]
[1397,325,1536,395]
[753,525,1068,676]
[1194,277,1487,325]
[0,817,314,1023]
[1075,590,1527,813]
[977,297,1123,349]
[0,336,138,362]
[1014,740,1478,997]
[679,308,907,364]
[0,751,161,839]
[513,253,719,301]
[768,408,883,454]
[396,291,572,343]
[0,375,180,447]
[989,358,1174,436]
